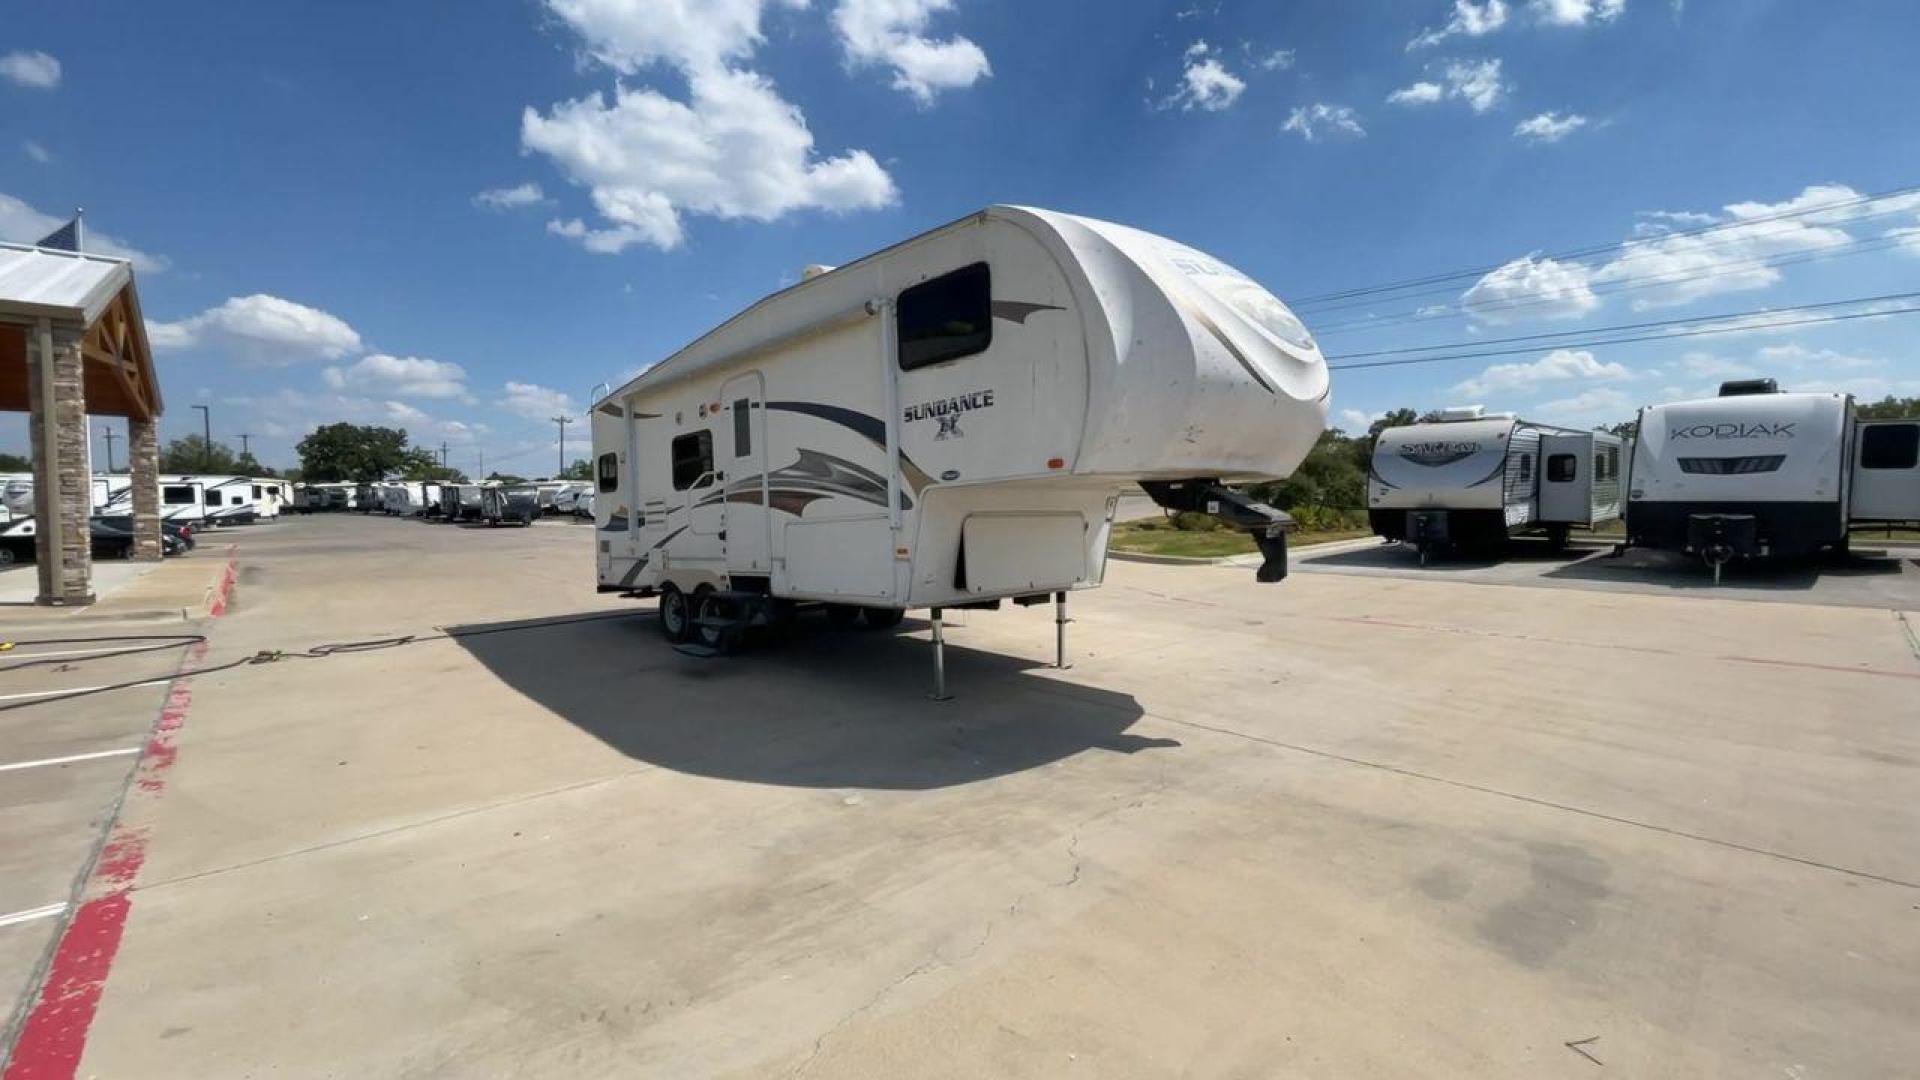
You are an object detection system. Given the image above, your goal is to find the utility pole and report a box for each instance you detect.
[477,449,485,479]
[192,404,211,471]
[237,432,254,457]
[552,415,572,477]
[439,441,449,468]
[99,425,118,473]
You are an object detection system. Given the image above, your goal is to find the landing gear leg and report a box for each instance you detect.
[928,607,954,702]
[1053,590,1071,670]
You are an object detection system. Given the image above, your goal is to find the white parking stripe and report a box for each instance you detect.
[0,746,141,773]
[0,679,166,702]
[0,902,67,929]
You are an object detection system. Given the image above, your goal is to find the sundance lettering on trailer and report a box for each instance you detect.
[904,390,995,440]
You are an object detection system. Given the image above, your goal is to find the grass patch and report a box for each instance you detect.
[1108,518,1371,558]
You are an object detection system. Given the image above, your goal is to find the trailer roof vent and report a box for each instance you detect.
[1718,378,1778,397]
[800,264,835,281]
[1437,406,1484,422]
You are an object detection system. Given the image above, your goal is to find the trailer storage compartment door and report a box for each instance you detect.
[1850,421,1920,523]
[960,512,1087,595]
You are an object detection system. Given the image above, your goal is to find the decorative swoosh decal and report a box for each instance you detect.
[1464,458,1510,488]
[765,401,933,497]
[990,300,1064,324]
[1175,296,1277,395]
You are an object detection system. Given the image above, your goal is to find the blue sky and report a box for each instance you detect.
[3,0,1918,473]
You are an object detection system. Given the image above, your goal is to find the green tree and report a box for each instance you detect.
[295,423,412,482]
[559,458,593,481]
[1600,419,1638,439]
[159,434,238,473]
[234,451,275,477]
[1857,395,1920,420]
[1366,408,1418,441]
[397,446,467,482]
[485,471,528,484]
[0,451,29,471]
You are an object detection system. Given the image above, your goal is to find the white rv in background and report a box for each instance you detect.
[251,479,292,520]
[591,205,1325,680]
[1369,407,1625,561]
[1626,380,1920,572]
[90,475,217,525]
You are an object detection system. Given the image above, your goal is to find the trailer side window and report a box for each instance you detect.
[1547,454,1577,483]
[596,453,619,493]
[1517,455,1533,484]
[671,431,713,490]
[1860,425,1919,470]
[897,262,992,371]
[162,485,196,505]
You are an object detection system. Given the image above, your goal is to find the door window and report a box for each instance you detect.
[1860,425,1919,470]
[1547,454,1577,483]
[671,431,713,490]
[733,398,752,457]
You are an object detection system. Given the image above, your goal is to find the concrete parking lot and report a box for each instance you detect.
[1298,534,1920,610]
[3,514,1917,1078]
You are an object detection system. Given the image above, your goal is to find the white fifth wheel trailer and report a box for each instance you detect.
[590,205,1327,688]
[1368,407,1624,561]
[1624,379,1920,577]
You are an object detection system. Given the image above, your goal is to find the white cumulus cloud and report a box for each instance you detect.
[1408,1,1509,49]
[1514,111,1588,143]
[1534,385,1632,420]
[22,140,51,164]
[832,0,991,104]
[1461,255,1600,322]
[0,50,61,90]
[499,381,579,421]
[1390,59,1507,113]
[147,295,363,366]
[473,183,547,211]
[1529,0,1626,26]
[1283,103,1366,142]
[1159,41,1246,112]
[322,354,472,400]
[0,192,169,272]
[524,0,897,253]
[1451,348,1630,397]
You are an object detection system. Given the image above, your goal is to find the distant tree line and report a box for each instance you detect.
[295,423,468,483]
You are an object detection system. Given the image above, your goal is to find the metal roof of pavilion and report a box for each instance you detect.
[0,241,136,325]
[0,242,161,419]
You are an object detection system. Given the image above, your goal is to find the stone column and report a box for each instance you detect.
[128,415,163,560]
[27,326,94,605]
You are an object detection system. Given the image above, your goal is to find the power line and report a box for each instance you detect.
[1287,181,1920,309]
[1326,289,1920,363]
[1326,299,1920,373]
[1307,229,1913,335]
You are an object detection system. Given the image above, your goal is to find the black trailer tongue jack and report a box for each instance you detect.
[1139,479,1295,582]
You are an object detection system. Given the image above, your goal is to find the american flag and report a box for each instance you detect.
[36,216,79,251]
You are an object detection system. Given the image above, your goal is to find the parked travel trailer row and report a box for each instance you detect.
[0,473,288,528]
[590,204,1325,690]
[1367,380,1920,577]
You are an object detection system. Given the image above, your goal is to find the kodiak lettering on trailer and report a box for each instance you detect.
[1669,422,1796,440]
[904,390,995,440]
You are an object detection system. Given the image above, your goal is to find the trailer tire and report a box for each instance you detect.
[1546,524,1570,552]
[658,584,694,643]
[862,607,905,630]
[824,603,860,629]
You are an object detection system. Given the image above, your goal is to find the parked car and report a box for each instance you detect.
[93,515,195,552]
[574,491,595,518]
[0,516,187,565]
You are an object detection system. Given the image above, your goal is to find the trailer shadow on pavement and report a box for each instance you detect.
[446,609,1166,791]
[1543,546,1913,592]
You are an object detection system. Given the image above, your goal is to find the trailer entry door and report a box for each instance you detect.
[1538,434,1593,525]
[1850,421,1920,523]
[722,372,771,574]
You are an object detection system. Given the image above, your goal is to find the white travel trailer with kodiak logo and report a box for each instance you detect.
[589,205,1328,689]
[1368,407,1625,561]
[1625,379,1920,576]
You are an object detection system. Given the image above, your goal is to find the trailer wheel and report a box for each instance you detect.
[693,592,742,653]
[658,584,693,643]
[824,603,860,629]
[862,607,905,630]
[1546,524,1570,552]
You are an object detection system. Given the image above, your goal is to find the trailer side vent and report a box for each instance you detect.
[1718,378,1778,396]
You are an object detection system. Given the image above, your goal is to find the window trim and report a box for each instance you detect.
[896,261,993,372]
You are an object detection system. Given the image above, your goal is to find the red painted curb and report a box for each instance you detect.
[3,546,237,1079]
